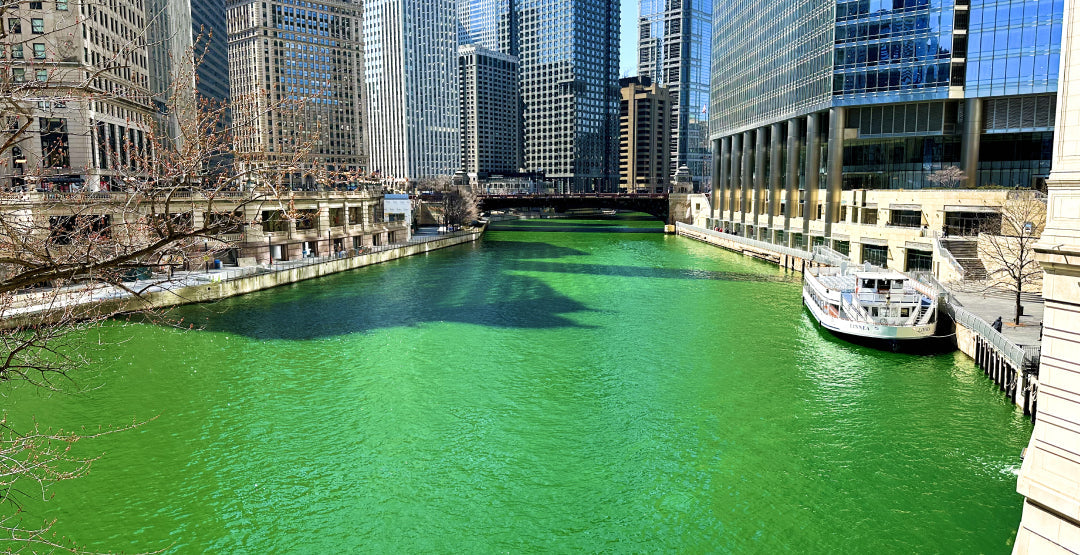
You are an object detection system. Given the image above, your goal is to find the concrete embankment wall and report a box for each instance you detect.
[6,230,482,329]
[677,226,815,272]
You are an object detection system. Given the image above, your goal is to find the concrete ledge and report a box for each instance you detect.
[5,230,482,329]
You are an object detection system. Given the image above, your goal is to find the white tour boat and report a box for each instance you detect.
[803,264,939,350]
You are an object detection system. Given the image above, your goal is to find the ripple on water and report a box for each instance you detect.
[2,217,1032,553]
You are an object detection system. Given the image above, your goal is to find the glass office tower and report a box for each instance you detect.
[516,0,620,192]
[637,0,712,190]
[458,0,517,54]
[709,0,1062,242]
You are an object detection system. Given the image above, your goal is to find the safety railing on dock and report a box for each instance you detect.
[677,223,815,260]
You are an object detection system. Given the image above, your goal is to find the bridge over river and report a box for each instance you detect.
[477,193,670,222]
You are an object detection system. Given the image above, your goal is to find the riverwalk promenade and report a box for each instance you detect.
[2,227,483,329]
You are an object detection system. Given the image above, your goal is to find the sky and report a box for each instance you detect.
[620,0,637,77]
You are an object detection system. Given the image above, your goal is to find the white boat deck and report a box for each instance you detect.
[817,274,856,292]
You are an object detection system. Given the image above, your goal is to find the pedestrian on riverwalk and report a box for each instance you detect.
[992,316,1003,332]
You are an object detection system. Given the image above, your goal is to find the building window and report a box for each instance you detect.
[39,118,70,168]
[862,245,888,268]
[11,44,22,59]
[31,18,44,33]
[8,19,21,34]
[35,69,46,81]
[33,43,45,59]
[12,68,25,82]
[56,0,67,9]
[29,1,43,8]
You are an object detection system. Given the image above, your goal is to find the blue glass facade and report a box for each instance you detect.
[965,0,1063,97]
[708,0,1064,244]
[638,0,712,189]
[832,0,955,104]
[458,0,517,54]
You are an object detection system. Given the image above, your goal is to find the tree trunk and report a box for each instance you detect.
[1015,284,1022,325]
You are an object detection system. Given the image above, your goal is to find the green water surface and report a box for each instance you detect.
[4,215,1031,552]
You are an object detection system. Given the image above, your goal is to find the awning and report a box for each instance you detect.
[831,233,850,241]
[944,205,1000,213]
[862,203,877,209]
[858,237,889,246]
[889,203,922,211]
[905,241,932,252]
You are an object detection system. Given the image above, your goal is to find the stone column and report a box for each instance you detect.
[825,106,845,238]
[741,129,753,230]
[768,121,783,234]
[753,126,767,232]
[1015,1,1080,551]
[729,133,741,223]
[717,136,730,223]
[784,117,801,234]
[803,112,821,236]
[960,98,982,189]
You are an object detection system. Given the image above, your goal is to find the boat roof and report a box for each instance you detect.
[818,274,857,292]
[853,271,906,280]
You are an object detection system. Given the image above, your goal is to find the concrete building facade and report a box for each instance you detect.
[0,0,156,191]
[225,0,366,184]
[708,0,1064,274]
[1015,1,1080,551]
[619,75,671,193]
[363,0,459,182]
[459,44,521,177]
[637,0,711,190]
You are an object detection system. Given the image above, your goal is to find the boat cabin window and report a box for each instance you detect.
[901,307,910,317]
[861,278,874,289]
[871,307,879,317]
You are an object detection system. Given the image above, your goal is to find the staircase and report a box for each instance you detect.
[941,239,987,280]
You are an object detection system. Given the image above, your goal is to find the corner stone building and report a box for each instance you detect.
[1014,0,1080,551]
[1,0,156,191]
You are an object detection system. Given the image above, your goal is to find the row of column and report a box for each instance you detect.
[710,108,846,241]
[709,99,985,240]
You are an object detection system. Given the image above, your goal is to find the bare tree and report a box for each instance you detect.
[979,190,1047,325]
[927,165,967,189]
[0,16,323,545]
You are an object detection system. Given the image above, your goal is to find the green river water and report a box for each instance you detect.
[5,215,1032,553]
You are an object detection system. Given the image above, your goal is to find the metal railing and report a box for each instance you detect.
[932,233,966,279]
[948,303,1028,369]
[678,222,814,261]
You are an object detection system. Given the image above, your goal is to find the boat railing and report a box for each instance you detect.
[842,296,870,322]
[855,291,921,304]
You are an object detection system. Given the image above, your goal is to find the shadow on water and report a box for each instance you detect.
[169,234,794,341]
[172,241,600,340]
[508,260,800,283]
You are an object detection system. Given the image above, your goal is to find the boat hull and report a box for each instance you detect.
[802,287,949,353]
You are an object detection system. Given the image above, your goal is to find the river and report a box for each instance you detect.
[5,215,1032,552]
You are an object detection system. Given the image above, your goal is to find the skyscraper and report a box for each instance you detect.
[709,0,1062,258]
[516,0,620,192]
[364,0,460,182]
[458,0,516,54]
[619,76,671,192]
[147,0,231,144]
[226,0,367,183]
[459,45,522,176]
[0,0,156,191]
[637,0,711,190]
